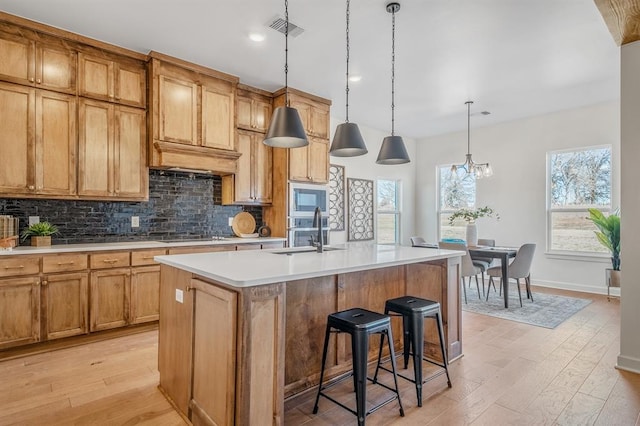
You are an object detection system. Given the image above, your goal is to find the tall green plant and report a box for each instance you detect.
[587,208,620,270]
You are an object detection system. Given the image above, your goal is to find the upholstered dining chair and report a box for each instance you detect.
[475,238,497,293]
[439,242,484,303]
[410,236,426,246]
[487,243,536,307]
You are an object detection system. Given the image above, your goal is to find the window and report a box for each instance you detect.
[438,166,476,239]
[377,179,401,244]
[547,146,611,253]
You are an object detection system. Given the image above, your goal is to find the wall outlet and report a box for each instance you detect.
[131,216,140,228]
[175,289,184,304]
[28,216,40,226]
[228,217,234,226]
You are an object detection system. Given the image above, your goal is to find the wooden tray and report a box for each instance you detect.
[231,212,256,237]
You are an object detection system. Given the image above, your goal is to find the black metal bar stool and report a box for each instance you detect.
[313,308,404,425]
[374,296,452,407]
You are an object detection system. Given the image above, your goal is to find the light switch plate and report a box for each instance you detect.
[28,216,40,226]
[175,289,184,304]
[228,217,234,226]
[131,216,139,228]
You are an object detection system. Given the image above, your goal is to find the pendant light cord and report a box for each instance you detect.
[391,7,396,136]
[345,0,350,122]
[284,0,290,107]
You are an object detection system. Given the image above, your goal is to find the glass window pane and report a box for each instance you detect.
[440,213,466,240]
[439,167,475,210]
[550,211,607,252]
[377,213,397,244]
[377,180,397,211]
[550,148,611,208]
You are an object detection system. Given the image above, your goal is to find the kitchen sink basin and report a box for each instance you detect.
[271,246,344,255]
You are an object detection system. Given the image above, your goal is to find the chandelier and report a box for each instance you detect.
[451,101,493,179]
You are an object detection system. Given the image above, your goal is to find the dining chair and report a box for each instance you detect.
[475,238,498,293]
[486,243,536,307]
[410,236,426,246]
[439,242,484,303]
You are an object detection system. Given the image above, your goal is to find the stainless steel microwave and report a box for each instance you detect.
[289,183,329,216]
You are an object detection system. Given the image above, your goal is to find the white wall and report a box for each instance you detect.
[414,101,620,294]
[328,118,417,246]
[618,40,640,373]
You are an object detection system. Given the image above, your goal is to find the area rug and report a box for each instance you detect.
[461,284,592,329]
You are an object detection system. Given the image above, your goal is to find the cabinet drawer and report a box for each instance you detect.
[261,242,285,250]
[168,246,231,255]
[235,243,261,251]
[0,257,40,278]
[131,249,167,266]
[90,252,131,269]
[42,254,88,273]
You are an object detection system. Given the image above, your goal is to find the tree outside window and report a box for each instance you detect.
[548,146,611,253]
[438,166,476,239]
[377,179,400,244]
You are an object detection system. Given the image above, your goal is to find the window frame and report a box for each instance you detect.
[376,178,401,245]
[437,164,477,241]
[546,144,612,258]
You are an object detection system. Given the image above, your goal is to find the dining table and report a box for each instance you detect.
[468,246,518,308]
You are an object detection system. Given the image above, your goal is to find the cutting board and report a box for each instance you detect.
[231,212,256,237]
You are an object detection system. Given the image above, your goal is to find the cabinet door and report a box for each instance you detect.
[115,62,146,108]
[289,145,310,182]
[35,42,76,94]
[0,82,34,194]
[78,53,113,101]
[35,90,77,196]
[233,131,253,203]
[252,98,272,133]
[0,31,35,86]
[201,83,234,151]
[236,96,253,131]
[309,105,329,139]
[130,265,160,324]
[90,267,130,331]
[114,105,147,199]
[43,272,88,340]
[159,75,198,145]
[308,138,329,183]
[291,100,310,134]
[78,99,113,197]
[190,279,237,426]
[253,134,273,203]
[0,276,40,349]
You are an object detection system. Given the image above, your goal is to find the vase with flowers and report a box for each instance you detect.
[448,206,499,246]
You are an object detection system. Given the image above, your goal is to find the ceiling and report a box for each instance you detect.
[0,0,620,139]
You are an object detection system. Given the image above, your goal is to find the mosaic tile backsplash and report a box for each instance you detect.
[0,170,263,244]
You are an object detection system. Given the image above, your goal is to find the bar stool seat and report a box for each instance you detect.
[374,296,452,407]
[313,308,404,425]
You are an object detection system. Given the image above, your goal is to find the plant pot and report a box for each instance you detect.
[606,269,621,287]
[466,223,478,246]
[31,236,51,247]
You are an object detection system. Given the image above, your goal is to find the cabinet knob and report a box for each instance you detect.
[42,280,48,286]
[28,185,35,190]
[36,78,41,84]
[29,77,35,83]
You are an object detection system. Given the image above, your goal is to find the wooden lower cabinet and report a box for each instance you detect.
[189,278,237,426]
[0,276,40,349]
[130,265,160,324]
[42,272,89,340]
[90,267,130,332]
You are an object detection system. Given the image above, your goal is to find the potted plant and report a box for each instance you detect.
[587,208,620,295]
[448,206,499,246]
[20,222,60,247]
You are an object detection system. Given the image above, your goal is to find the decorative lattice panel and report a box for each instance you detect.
[329,164,345,231]
[347,178,374,241]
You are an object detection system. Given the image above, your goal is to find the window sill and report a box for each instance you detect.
[545,251,611,263]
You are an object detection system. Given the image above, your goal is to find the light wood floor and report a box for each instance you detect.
[0,287,638,425]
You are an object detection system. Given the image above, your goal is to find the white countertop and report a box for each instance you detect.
[155,243,463,288]
[0,237,286,256]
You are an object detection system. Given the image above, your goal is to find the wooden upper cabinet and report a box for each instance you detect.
[158,74,198,145]
[236,87,272,133]
[308,137,329,183]
[289,97,329,139]
[0,82,76,197]
[0,30,76,94]
[78,98,147,200]
[222,130,272,205]
[201,77,235,151]
[78,53,146,107]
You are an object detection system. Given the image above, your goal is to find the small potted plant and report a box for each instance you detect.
[587,208,620,296]
[448,206,499,246]
[20,222,60,247]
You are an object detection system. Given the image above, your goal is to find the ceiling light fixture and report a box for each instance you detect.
[249,32,265,42]
[263,0,308,148]
[376,2,410,165]
[348,75,362,82]
[451,101,493,179]
[329,0,368,157]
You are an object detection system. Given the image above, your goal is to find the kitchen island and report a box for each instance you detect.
[155,243,462,426]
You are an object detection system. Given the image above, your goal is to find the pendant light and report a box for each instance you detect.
[450,101,493,179]
[376,2,410,165]
[263,0,308,148]
[329,0,368,157]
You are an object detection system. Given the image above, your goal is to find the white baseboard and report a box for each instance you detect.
[519,278,619,297]
[616,354,640,374]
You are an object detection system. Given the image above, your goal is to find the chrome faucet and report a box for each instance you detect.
[312,206,324,253]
